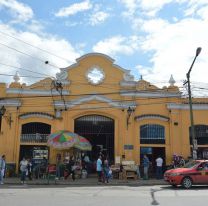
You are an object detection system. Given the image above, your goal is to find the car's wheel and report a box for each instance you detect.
[182,177,192,189]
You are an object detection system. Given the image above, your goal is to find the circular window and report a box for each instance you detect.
[86,67,105,85]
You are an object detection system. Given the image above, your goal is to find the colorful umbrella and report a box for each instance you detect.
[47,130,79,149]
[74,135,92,151]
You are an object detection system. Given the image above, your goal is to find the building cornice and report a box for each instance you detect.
[0,99,21,107]
[19,112,55,120]
[63,53,129,73]
[167,103,208,110]
[6,88,70,96]
[120,81,137,87]
[76,53,115,63]
[120,90,181,98]
[54,95,137,109]
[135,114,169,122]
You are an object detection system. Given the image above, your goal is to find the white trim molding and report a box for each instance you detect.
[6,88,70,96]
[120,90,181,98]
[167,103,208,110]
[120,81,137,87]
[0,99,21,107]
[76,53,115,63]
[19,112,55,120]
[54,95,137,109]
[63,53,129,73]
[135,114,169,122]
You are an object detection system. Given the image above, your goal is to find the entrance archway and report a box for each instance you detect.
[19,122,50,166]
[74,115,114,163]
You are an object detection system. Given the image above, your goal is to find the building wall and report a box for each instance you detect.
[0,53,208,172]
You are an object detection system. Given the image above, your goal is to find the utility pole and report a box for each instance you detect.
[185,47,202,160]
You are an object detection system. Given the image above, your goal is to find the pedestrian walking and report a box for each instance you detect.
[0,155,6,185]
[20,157,28,184]
[103,158,110,183]
[96,155,102,183]
[143,155,150,180]
[27,158,33,180]
[155,156,163,179]
[64,156,76,181]
[136,163,141,179]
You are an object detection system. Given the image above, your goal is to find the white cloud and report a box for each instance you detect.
[89,11,110,26]
[118,0,208,93]
[119,0,208,18]
[119,0,172,17]
[92,35,140,57]
[55,0,92,17]
[137,18,208,88]
[0,0,33,22]
[118,0,138,16]
[26,20,44,33]
[0,23,81,84]
[196,5,208,20]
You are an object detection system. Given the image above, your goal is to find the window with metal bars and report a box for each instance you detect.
[140,124,165,144]
[189,125,208,145]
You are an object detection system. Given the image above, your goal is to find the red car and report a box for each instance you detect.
[164,160,208,189]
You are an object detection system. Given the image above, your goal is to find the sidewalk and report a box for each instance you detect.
[4,177,167,186]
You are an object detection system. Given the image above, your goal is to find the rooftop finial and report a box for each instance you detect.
[169,74,175,86]
[140,75,143,80]
[13,71,20,83]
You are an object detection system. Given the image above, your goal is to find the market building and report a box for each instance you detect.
[0,53,208,172]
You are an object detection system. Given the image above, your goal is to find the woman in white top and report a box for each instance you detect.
[20,157,28,184]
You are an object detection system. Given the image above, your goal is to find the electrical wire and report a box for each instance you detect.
[5,99,192,113]
[11,93,187,107]
[2,90,183,100]
[0,73,46,79]
[0,42,59,69]
[0,62,53,78]
[0,31,71,63]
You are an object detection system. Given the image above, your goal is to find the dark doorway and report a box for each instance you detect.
[20,122,51,167]
[140,147,166,178]
[74,115,114,163]
[19,146,49,165]
[22,122,51,134]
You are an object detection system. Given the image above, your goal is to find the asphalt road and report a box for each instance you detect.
[0,185,208,206]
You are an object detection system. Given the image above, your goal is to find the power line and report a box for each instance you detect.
[2,90,183,99]
[0,62,53,78]
[0,31,71,63]
[0,42,59,69]
[8,99,190,112]
[0,73,45,79]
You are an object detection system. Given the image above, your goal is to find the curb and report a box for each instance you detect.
[3,180,168,187]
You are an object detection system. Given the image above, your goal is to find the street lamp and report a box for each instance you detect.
[186,47,202,160]
[126,106,135,129]
[0,106,6,116]
[0,106,12,128]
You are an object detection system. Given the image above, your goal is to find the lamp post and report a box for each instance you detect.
[0,106,12,128]
[186,47,202,160]
[127,106,135,129]
[0,106,6,116]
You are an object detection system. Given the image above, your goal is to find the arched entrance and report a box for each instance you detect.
[19,122,51,164]
[74,115,114,163]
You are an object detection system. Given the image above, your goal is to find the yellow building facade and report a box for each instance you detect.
[0,53,208,171]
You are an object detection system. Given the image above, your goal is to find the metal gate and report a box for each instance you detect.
[74,115,114,162]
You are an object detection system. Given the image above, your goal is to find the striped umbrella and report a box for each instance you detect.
[47,130,79,149]
[74,135,92,151]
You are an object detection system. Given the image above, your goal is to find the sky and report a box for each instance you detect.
[0,0,208,96]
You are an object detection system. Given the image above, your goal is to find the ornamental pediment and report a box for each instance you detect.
[136,79,158,91]
[54,95,137,109]
[56,53,134,87]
